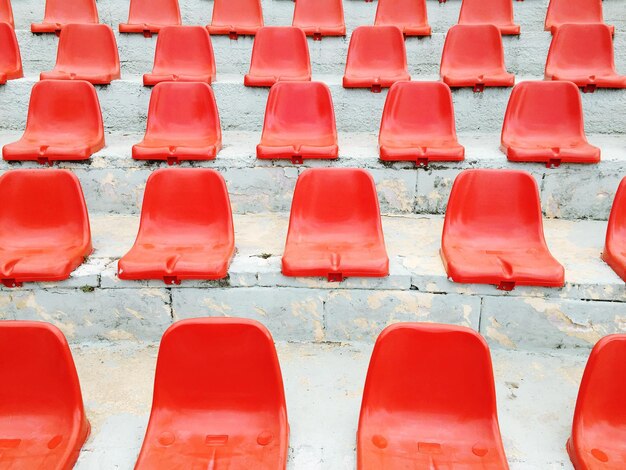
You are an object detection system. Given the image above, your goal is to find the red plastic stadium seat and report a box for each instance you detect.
[440,25,515,91]
[0,321,90,468]
[458,0,520,35]
[374,0,431,37]
[0,0,14,28]
[133,82,221,163]
[135,318,288,469]
[282,168,388,281]
[501,81,600,167]
[118,169,234,283]
[603,178,626,282]
[244,27,311,87]
[143,26,216,86]
[0,21,22,84]
[40,24,120,85]
[567,334,626,469]
[207,0,263,39]
[358,323,508,469]
[3,80,104,163]
[545,0,614,35]
[257,82,338,163]
[31,0,98,34]
[379,81,464,165]
[343,26,410,92]
[119,0,181,36]
[292,0,345,40]
[545,24,626,92]
[441,169,564,290]
[0,170,92,287]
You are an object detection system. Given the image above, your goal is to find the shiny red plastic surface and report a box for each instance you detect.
[207,0,263,38]
[40,24,120,85]
[441,169,564,290]
[0,21,22,84]
[343,26,410,92]
[143,26,215,86]
[358,323,509,469]
[244,26,311,87]
[292,0,345,39]
[118,168,234,283]
[567,334,626,469]
[282,168,389,281]
[379,81,464,164]
[0,170,92,287]
[440,24,515,91]
[501,81,600,166]
[135,318,288,469]
[257,81,338,162]
[545,24,626,92]
[0,0,14,28]
[0,321,90,469]
[133,82,222,163]
[602,177,626,282]
[31,0,98,34]
[3,80,104,163]
[458,0,520,35]
[545,0,613,35]
[374,0,431,37]
[119,0,181,36]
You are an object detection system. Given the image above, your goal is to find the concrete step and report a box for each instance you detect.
[2,132,624,220]
[71,340,588,469]
[2,212,624,349]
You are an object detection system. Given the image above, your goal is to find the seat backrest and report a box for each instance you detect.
[42,0,98,24]
[375,0,428,26]
[0,0,14,27]
[152,26,215,73]
[135,168,233,245]
[0,321,86,420]
[380,81,457,140]
[151,318,286,416]
[346,26,407,72]
[0,21,21,72]
[249,27,310,74]
[127,0,180,25]
[502,81,586,141]
[545,0,606,29]
[262,82,336,139]
[443,169,546,245]
[293,0,344,26]
[441,24,506,72]
[547,23,616,72]
[210,0,263,28]
[55,24,119,71]
[22,80,103,140]
[458,0,515,24]
[605,178,626,251]
[0,170,90,249]
[287,168,384,244]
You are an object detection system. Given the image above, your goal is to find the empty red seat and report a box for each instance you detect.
[3,80,104,163]
[207,0,263,39]
[374,0,431,37]
[0,321,90,468]
[40,24,120,85]
[441,169,564,290]
[458,0,520,35]
[133,82,221,163]
[119,0,181,36]
[0,21,22,84]
[257,82,338,163]
[0,170,92,287]
[0,0,14,28]
[31,0,98,34]
[244,27,311,87]
[282,168,388,281]
[545,24,626,92]
[545,0,614,35]
[358,323,508,469]
[143,26,216,86]
[501,81,600,166]
[379,81,464,165]
[440,24,515,91]
[343,26,410,92]
[603,177,626,282]
[135,318,288,469]
[292,0,345,40]
[567,334,626,469]
[118,168,234,284]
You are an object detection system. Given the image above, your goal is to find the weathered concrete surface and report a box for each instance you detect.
[71,341,588,469]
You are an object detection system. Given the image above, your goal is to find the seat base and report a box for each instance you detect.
[143,73,215,86]
[0,247,92,286]
[602,249,626,283]
[380,143,465,165]
[296,25,346,39]
[343,73,411,93]
[244,74,312,87]
[502,143,601,167]
[3,140,104,163]
[442,73,515,91]
[119,23,174,37]
[40,70,120,85]
[132,143,220,164]
[257,144,338,162]
[207,25,262,38]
